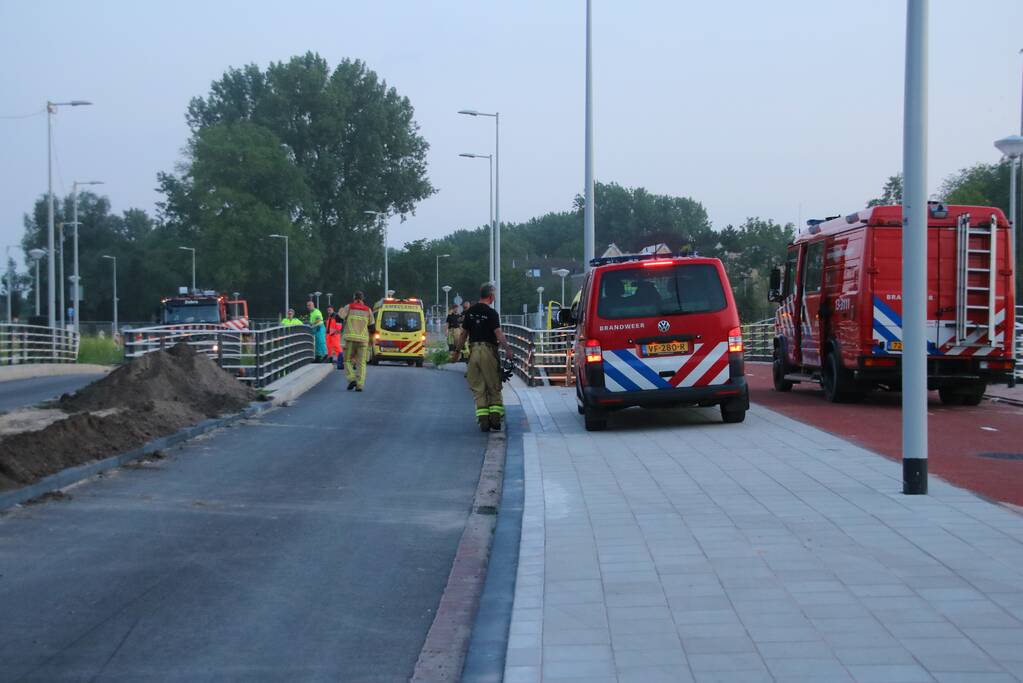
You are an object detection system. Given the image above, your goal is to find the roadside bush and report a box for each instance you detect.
[77,336,122,365]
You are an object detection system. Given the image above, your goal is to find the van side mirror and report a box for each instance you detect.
[768,266,783,302]
[557,307,575,326]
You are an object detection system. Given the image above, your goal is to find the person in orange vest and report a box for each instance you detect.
[325,305,343,364]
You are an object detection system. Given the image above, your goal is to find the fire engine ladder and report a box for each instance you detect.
[954,212,1000,347]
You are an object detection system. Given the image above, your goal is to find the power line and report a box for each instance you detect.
[0,108,45,120]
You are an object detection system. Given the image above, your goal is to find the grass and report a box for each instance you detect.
[77,335,123,365]
[426,340,451,367]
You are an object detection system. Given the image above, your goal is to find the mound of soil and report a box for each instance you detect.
[0,343,257,491]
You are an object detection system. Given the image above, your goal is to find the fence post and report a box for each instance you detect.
[217,333,224,368]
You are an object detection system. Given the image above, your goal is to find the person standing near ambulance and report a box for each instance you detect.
[450,283,511,431]
[325,305,343,363]
[341,291,374,391]
[307,300,327,362]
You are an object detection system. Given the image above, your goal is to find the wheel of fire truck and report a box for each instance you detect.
[772,345,793,392]
[938,384,985,407]
[821,350,864,403]
[583,402,607,431]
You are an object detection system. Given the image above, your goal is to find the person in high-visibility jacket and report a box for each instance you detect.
[307,300,327,361]
[325,305,343,363]
[280,309,303,326]
[341,291,374,392]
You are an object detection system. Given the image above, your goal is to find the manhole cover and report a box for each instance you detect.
[976,452,1023,461]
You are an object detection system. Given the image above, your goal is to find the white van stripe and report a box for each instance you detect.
[603,373,628,392]
[678,342,728,387]
[707,365,730,386]
[604,353,658,390]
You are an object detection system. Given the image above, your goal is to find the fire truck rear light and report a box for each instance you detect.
[727,327,743,353]
[642,259,675,268]
[980,360,1013,370]
[864,358,897,367]
[584,338,602,363]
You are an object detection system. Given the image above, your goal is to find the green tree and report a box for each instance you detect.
[169,52,435,304]
[938,160,1011,212]
[867,174,903,207]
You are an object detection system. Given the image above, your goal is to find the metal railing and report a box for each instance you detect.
[123,324,314,387]
[1,324,80,365]
[503,324,575,387]
[741,318,774,362]
[1015,305,1022,381]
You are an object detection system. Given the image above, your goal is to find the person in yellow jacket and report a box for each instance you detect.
[280,308,303,326]
[341,291,374,392]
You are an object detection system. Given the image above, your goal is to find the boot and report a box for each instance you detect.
[478,416,491,432]
[489,414,502,431]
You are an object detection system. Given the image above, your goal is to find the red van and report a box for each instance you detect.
[567,254,749,431]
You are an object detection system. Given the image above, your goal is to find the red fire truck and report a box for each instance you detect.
[159,290,249,329]
[768,203,1015,404]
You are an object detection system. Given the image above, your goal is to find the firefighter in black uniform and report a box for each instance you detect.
[450,283,511,431]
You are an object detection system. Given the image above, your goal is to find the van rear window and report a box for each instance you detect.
[380,311,422,332]
[596,264,726,320]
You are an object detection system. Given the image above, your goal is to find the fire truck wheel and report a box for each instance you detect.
[938,387,963,405]
[939,384,984,406]
[772,349,793,392]
[583,403,607,431]
[822,351,863,404]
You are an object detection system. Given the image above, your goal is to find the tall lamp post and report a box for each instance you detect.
[553,268,571,305]
[458,109,501,315]
[436,253,450,312]
[327,293,333,307]
[459,152,494,283]
[28,248,46,316]
[71,180,103,333]
[583,0,595,271]
[178,246,196,292]
[46,99,92,328]
[4,245,14,322]
[101,254,117,337]
[268,234,289,316]
[364,210,390,296]
[901,0,929,495]
[58,222,66,328]
[537,286,545,328]
[994,135,1023,291]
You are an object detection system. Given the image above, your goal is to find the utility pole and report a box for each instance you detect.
[583,0,596,271]
[901,0,929,495]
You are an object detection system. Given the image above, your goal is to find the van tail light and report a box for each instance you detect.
[727,327,743,354]
[584,338,603,364]
[420,334,426,342]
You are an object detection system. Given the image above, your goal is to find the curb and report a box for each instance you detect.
[266,363,334,405]
[411,423,509,683]
[0,364,112,383]
[0,400,275,512]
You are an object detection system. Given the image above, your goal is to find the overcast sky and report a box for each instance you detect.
[2,1,1021,267]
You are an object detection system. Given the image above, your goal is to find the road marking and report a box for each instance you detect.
[980,426,998,432]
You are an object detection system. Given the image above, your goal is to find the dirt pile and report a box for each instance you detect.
[0,343,258,491]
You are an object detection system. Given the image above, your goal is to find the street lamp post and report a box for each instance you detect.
[268,234,289,316]
[178,246,196,292]
[901,0,929,495]
[583,0,595,270]
[101,255,117,337]
[459,152,494,283]
[436,253,450,312]
[364,210,390,296]
[458,110,501,315]
[4,245,13,322]
[994,135,1023,295]
[537,286,545,328]
[442,284,452,314]
[71,180,103,334]
[327,293,333,307]
[58,222,66,328]
[46,99,92,328]
[553,268,571,305]
[28,248,46,316]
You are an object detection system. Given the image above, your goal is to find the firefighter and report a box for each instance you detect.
[280,308,303,326]
[325,305,343,363]
[341,291,374,392]
[307,300,327,361]
[450,283,511,431]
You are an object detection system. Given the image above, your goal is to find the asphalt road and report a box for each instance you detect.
[0,373,104,413]
[0,365,487,682]
[746,364,1023,506]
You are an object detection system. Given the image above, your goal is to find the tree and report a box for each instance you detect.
[867,174,903,207]
[167,52,435,304]
[938,161,1011,212]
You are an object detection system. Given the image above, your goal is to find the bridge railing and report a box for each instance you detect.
[0,324,80,365]
[502,324,575,387]
[1016,305,1022,382]
[123,324,314,387]
[741,318,774,362]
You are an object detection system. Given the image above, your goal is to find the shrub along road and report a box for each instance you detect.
[0,365,487,682]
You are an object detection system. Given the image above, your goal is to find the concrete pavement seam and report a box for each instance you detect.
[410,419,512,683]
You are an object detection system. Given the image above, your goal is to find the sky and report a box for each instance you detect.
[1,0,1021,269]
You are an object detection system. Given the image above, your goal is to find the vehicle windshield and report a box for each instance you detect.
[379,311,422,332]
[597,264,726,319]
[163,303,221,324]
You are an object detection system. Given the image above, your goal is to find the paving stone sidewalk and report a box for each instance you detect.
[504,386,1023,683]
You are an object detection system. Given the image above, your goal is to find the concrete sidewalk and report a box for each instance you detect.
[504,387,1023,683]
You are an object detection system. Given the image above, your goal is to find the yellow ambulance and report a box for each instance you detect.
[369,297,427,367]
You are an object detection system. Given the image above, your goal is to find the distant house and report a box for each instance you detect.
[601,243,625,258]
[638,243,672,255]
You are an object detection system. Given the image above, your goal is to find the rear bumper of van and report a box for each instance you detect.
[582,377,749,410]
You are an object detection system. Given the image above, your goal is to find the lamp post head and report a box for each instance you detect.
[69,100,92,107]
[553,268,571,278]
[442,285,452,293]
[178,246,193,252]
[28,248,46,260]
[537,286,545,293]
[458,109,479,116]
[994,134,1023,159]
[439,253,451,258]
[101,254,115,261]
